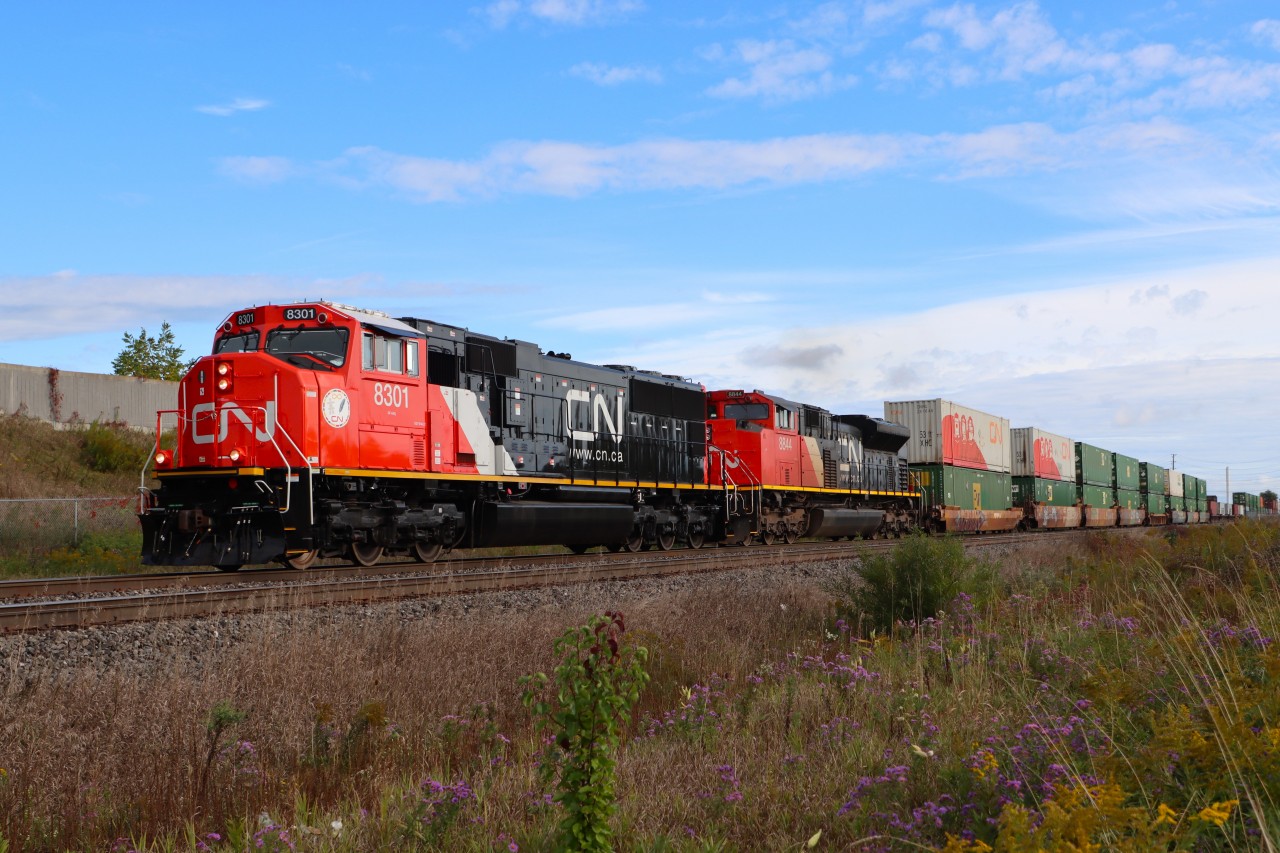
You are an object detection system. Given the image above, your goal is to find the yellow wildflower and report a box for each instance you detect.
[1154,803,1179,826]
[972,749,999,780]
[1193,800,1238,827]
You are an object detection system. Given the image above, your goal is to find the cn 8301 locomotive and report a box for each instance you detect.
[139,302,919,570]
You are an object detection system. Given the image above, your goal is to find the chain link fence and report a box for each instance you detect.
[0,496,140,556]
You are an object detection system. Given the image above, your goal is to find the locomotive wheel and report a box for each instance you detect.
[656,530,676,551]
[622,532,645,553]
[687,529,705,550]
[350,542,384,567]
[783,527,797,545]
[414,541,443,563]
[286,550,319,570]
[760,528,776,546]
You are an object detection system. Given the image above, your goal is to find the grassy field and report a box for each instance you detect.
[2,520,1277,851]
[0,413,152,577]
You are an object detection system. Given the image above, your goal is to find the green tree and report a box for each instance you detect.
[1262,490,1277,503]
[111,322,193,381]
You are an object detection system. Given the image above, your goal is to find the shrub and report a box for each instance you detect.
[833,534,987,635]
[80,421,150,474]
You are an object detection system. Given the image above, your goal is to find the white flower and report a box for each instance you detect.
[330,819,343,835]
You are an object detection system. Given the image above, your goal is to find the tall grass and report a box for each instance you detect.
[1,522,1277,850]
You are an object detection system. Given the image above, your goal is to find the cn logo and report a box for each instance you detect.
[566,390,623,445]
[191,402,277,445]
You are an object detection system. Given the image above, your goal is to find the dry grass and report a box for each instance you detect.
[2,525,1278,851]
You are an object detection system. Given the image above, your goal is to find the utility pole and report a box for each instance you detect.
[1226,466,1230,505]
[1170,453,1176,471]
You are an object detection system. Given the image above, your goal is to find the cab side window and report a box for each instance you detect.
[362,331,421,377]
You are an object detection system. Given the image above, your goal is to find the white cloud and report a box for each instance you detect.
[483,0,643,27]
[218,156,294,184]
[707,39,857,101]
[196,97,270,117]
[568,62,662,86]
[1251,19,1280,51]
[325,133,905,200]
[897,2,1280,117]
[223,116,1230,205]
[0,273,373,343]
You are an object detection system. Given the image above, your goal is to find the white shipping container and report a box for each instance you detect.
[1011,427,1074,481]
[884,399,1012,473]
[1169,472,1184,497]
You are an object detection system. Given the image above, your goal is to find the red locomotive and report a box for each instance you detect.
[140,301,920,569]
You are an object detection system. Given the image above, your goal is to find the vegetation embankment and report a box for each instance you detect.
[2,521,1278,850]
[0,412,152,576]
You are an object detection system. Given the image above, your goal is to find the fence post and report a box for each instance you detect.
[74,499,80,546]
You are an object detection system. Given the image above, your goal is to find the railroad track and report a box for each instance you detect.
[0,529,1107,634]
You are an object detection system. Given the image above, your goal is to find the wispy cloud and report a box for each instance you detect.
[568,61,662,86]
[0,273,373,342]
[218,156,294,184]
[196,97,270,117]
[227,117,1207,202]
[483,0,643,28]
[705,39,857,102]
[894,2,1280,117]
[1252,19,1280,51]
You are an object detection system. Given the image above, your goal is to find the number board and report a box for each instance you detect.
[284,307,317,322]
[235,312,255,326]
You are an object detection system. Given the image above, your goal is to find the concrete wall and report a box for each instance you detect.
[0,363,177,429]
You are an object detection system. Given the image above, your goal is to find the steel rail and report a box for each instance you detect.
[0,531,1071,634]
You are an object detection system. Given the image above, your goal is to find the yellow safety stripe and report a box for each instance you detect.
[158,466,919,498]
[156,468,267,478]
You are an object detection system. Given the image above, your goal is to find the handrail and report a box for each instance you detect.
[706,443,761,522]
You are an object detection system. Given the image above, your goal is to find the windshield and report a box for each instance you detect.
[723,403,770,421]
[265,328,349,369]
[214,331,260,354]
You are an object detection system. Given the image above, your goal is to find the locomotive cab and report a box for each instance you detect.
[141,303,444,570]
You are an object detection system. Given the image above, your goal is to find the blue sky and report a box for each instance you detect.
[2,0,1278,495]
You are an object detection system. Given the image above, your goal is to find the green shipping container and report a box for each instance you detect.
[1195,498,1207,513]
[1013,477,1077,507]
[1075,442,1114,488]
[1233,492,1262,513]
[1113,453,1140,491]
[1140,463,1168,495]
[913,465,1013,511]
[1182,473,1196,501]
[1145,491,1165,514]
[1115,488,1142,510]
[1080,483,1113,507]
[1167,495,1186,512]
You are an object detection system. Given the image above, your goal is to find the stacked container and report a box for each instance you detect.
[1233,492,1262,516]
[885,400,1018,530]
[884,400,1012,472]
[1012,427,1074,506]
[1076,443,1114,492]
[1138,462,1168,522]
[1074,442,1117,526]
[1113,453,1143,525]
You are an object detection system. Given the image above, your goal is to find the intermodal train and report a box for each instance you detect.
[137,301,1216,571]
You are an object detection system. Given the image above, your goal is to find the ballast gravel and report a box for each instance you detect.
[0,557,870,683]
